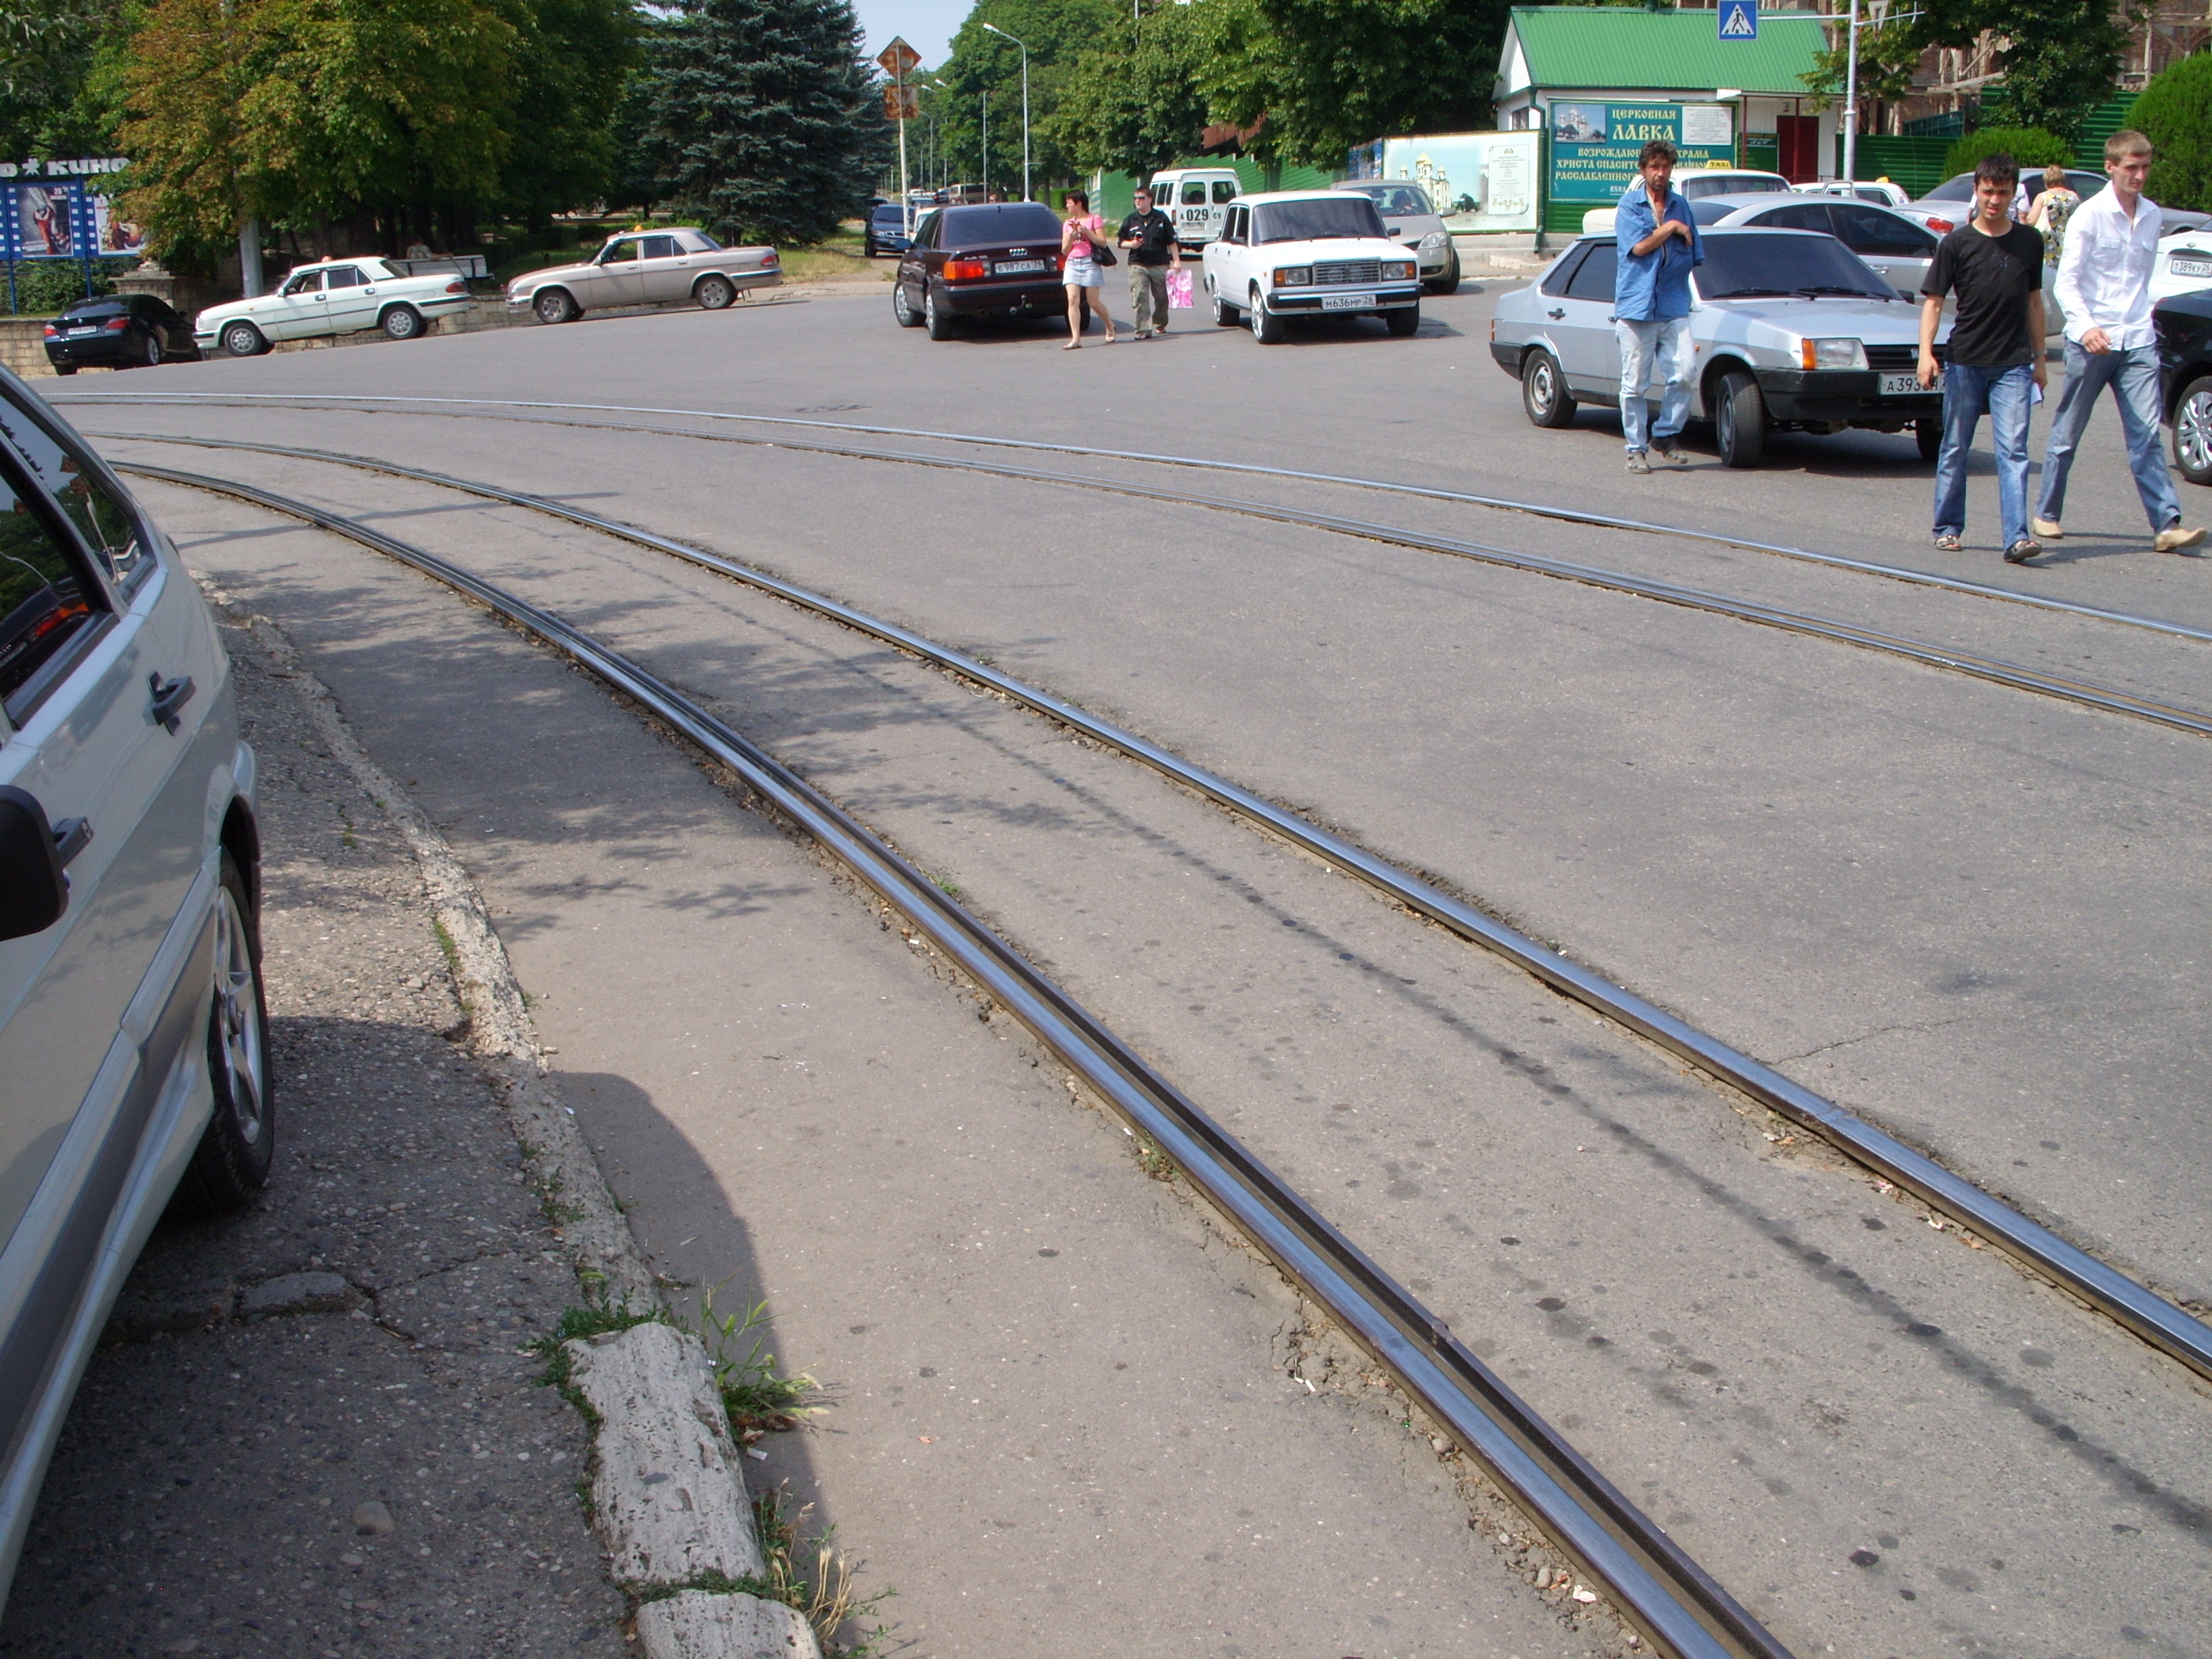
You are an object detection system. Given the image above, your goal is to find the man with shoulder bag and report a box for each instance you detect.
[1119,187,1182,339]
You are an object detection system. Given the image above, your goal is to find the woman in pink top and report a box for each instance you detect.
[1060,191,1116,348]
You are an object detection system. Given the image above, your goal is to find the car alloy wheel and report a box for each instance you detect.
[1249,286,1283,344]
[221,320,266,358]
[894,282,920,327]
[696,275,735,310]
[142,332,163,367]
[535,289,577,325]
[925,284,954,340]
[2175,378,2212,485]
[382,305,424,340]
[171,852,275,1214]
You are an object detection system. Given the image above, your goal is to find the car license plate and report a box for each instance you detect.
[996,259,1046,274]
[1320,293,1375,311]
[69,325,99,335]
[1881,372,1931,395]
[2171,256,2212,278]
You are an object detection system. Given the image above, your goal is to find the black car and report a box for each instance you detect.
[2156,291,2212,486]
[42,293,197,375]
[892,203,1069,337]
[864,203,915,259]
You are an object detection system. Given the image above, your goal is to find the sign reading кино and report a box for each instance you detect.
[1547,102,1733,203]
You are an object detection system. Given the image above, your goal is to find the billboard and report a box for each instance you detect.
[1371,133,1542,233]
[7,183,79,258]
[1548,102,1734,204]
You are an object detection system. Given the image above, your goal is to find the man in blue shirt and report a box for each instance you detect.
[1614,139,1704,473]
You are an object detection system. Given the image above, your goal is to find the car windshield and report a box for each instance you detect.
[1340,183,1434,216]
[942,204,1063,247]
[1253,197,1385,243]
[872,205,906,224]
[1681,173,1788,200]
[1923,174,1975,202]
[1696,232,1896,301]
[1689,199,1741,225]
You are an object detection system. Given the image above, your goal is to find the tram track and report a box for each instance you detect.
[123,459,1795,1659]
[110,441,2212,1391]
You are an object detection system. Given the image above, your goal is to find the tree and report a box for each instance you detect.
[1913,0,2129,142]
[1,0,128,158]
[928,0,1116,191]
[494,0,642,228]
[1046,3,1211,178]
[646,0,886,245]
[2130,51,2212,212]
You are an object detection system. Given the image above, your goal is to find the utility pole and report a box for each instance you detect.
[1842,0,1861,184]
[982,22,1031,201]
[982,91,989,197]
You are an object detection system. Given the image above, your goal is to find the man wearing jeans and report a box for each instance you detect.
[1613,140,1703,474]
[1919,153,2046,562]
[2032,130,2207,553]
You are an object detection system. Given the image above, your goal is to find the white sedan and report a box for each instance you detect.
[2150,231,2212,306]
[194,258,474,357]
[1203,190,1422,343]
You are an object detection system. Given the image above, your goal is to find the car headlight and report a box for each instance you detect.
[1382,260,1418,281]
[1419,230,1449,251]
[1272,266,1312,287]
[1800,337,1868,370]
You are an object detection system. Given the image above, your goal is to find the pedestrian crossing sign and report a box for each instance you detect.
[1719,0,1758,38]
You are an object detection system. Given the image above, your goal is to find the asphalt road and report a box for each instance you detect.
[46,274,2212,1658]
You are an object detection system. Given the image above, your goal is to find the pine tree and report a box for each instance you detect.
[646,0,885,248]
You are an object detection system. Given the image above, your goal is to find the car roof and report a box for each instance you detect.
[1235,189,1378,206]
[1572,224,1839,246]
[1704,192,1917,215]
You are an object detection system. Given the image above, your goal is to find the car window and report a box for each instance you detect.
[1682,173,1787,200]
[942,204,1062,245]
[280,269,324,295]
[1834,203,1933,256]
[1564,241,1617,301]
[642,234,678,259]
[680,228,723,251]
[1253,197,1385,243]
[1182,182,1206,205]
[324,265,365,289]
[1924,174,1975,202]
[0,388,147,590]
[603,240,640,264]
[1539,243,1591,295]
[1754,203,1835,233]
[0,452,110,720]
[914,211,940,249]
[1211,180,1237,204]
[872,206,905,223]
[1698,232,1894,300]
[1688,199,1739,226]
[1382,187,1431,216]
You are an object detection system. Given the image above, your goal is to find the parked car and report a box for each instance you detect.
[2155,289,2212,486]
[891,202,1071,337]
[1687,192,1939,298]
[864,203,915,259]
[2150,230,2212,308]
[1892,168,2209,238]
[1149,167,1244,250]
[505,228,781,326]
[0,365,268,1605]
[194,258,473,357]
[1580,169,1791,234]
[1491,226,1948,466]
[1329,180,1460,293]
[1792,179,1912,208]
[1203,190,1422,343]
[42,294,198,376]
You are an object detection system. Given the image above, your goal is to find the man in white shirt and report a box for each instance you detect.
[2034,129,2206,552]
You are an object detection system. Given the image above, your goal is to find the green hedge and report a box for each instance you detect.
[2129,54,2212,211]
[3,262,117,316]
[1942,126,2074,180]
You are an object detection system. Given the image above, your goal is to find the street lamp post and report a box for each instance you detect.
[982,22,1031,202]
[1842,0,1861,184]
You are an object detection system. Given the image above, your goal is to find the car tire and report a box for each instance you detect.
[1423,249,1461,296]
[169,851,274,1217]
[221,320,268,358]
[2172,375,2212,486]
[534,288,578,325]
[695,274,736,310]
[380,304,426,341]
[1715,369,1767,468]
[1521,348,1578,429]
[1915,417,1943,464]
[144,331,165,367]
[925,283,954,340]
[1385,302,1420,338]
[1249,287,1284,344]
[893,281,922,327]
[1211,281,1236,327]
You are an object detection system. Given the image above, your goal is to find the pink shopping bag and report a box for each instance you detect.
[1167,268,1195,309]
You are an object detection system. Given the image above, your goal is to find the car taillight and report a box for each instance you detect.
[105,316,129,331]
[1925,217,1954,234]
[42,323,57,337]
[761,251,778,266]
[945,258,988,281]
[445,279,468,294]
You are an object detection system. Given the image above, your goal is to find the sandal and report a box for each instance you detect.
[1933,533,1961,551]
[1063,341,1080,350]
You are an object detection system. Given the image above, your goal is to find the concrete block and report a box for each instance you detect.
[562,1322,764,1584]
[635,1591,821,1659]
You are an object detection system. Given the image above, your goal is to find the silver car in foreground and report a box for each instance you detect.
[1490,226,1950,467]
[507,227,783,325]
[0,367,268,1603]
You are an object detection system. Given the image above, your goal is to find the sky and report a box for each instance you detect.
[856,0,970,73]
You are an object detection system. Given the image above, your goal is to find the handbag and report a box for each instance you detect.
[1092,229,1118,268]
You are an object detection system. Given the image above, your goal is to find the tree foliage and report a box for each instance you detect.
[1046,1,1212,178]
[644,0,887,245]
[1,0,129,157]
[2129,51,2212,213]
[1940,125,2072,179]
[928,0,1116,191]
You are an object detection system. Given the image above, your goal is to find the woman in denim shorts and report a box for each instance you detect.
[1059,191,1117,348]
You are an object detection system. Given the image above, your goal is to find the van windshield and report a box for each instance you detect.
[1252,197,1386,243]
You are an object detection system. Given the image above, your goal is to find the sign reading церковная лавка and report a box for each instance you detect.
[1547,103,1734,203]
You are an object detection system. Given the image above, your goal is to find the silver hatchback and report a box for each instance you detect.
[0,369,267,1604]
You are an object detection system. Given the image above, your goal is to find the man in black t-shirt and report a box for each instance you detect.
[1919,152,2048,563]
[1118,187,1183,338]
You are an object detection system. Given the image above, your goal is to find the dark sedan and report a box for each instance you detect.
[2156,290,2212,486]
[864,203,915,258]
[42,293,196,375]
[893,203,1068,338]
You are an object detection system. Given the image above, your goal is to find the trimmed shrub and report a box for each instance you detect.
[3,261,117,316]
[1942,126,2075,180]
[2129,53,2212,212]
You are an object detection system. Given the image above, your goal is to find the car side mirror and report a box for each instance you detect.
[0,785,73,941]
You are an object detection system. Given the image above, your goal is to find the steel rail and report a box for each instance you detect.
[123,459,1795,1659]
[60,388,2212,645]
[87,425,2212,741]
[115,442,2212,1385]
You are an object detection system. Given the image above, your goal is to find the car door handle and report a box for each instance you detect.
[148,671,195,734]
[51,815,91,868]
[1547,308,1565,319]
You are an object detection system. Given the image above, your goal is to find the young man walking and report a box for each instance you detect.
[1919,153,2047,563]
[2032,131,2207,553]
[1613,140,1703,474]
[1119,187,1182,340]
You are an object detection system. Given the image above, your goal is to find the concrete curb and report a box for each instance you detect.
[190,577,818,1659]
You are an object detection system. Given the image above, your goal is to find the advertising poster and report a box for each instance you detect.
[1376,133,1541,232]
[1548,102,1733,203]
[9,182,81,258]
[91,194,144,256]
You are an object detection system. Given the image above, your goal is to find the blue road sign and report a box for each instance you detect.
[1719,0,1758,39]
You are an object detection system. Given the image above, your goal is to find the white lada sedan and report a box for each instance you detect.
[193,258,474,357]
[1203,190,1422,343]
[504,227,782,325]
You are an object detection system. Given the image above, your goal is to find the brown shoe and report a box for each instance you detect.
[2154,523,2207,552]
[2031,516,2062,540]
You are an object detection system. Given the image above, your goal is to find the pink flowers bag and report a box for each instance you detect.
[1167,268,1195,309]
